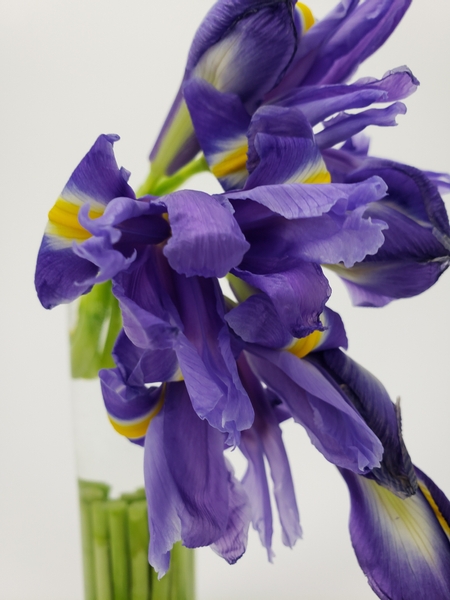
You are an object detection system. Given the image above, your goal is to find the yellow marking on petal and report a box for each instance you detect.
[418,482,450,539]
[296,2,315,32]
[211,144,248,179]
[287,329,322,358]
[302,169,331,184]
[47,198,104,241]
[108,392,165,440]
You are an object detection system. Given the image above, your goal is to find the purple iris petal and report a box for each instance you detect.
[114,248,253,445]
[340,466,450,600]
[232,262,330,338]
[112,330,179,387]
[210,464,251,564]
[246,349,383,474]
[300,0,412,86]
[239,355,301,549]
[240,427,275,560]
[274,67,418,127]
[315,102,407,149]
[309,349,416,498]
[35,134,136,308]
[267,0,359,96]
[145,382,230,576]
[225,176,387,219]
[225,293,292,349]
[161,190,250,277]
[327,154,450,305]
[64,134,135,205]
[35,243,98,309]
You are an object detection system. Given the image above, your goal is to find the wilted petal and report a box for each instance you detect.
[340,466,450,600]
[247,349,383,474]
[145,382,230,576]
[210,462,251,564]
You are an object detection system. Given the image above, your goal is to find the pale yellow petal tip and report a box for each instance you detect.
[296,2,315,33]
[108,392,165,440]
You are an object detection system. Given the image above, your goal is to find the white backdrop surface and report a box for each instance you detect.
[1,0,449,598]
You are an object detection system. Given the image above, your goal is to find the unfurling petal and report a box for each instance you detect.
[340,466,450,600]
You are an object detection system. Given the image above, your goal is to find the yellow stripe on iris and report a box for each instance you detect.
[287,328,322,358]
[418,482,450,539]
[211,144,248,179]
[296,2,315,32]
[108,392,165,440]
[46,197,104,241]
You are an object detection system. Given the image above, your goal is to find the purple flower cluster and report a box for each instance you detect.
[35,1,450,598]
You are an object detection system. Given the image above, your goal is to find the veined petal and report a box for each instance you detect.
[226,176,387,219]
[145,382,230,576]
[161,190,249,277]
[340,466,450,600]
[247,349,383,474]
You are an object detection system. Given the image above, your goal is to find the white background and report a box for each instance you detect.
[1,0,449,598]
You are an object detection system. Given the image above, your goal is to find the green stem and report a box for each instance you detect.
[108,501,130,600]
[92,501,113,600]
[70,281,122,379]
[127,500,151,600]
[137,155,209,197]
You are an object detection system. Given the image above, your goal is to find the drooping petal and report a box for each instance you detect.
[145,382,230,576]
[246,349,383,474]
[161,190,250,277]
[340,466,450,600]
[239,355,302,549]
[309,349,416,498]
[210,462,251,565]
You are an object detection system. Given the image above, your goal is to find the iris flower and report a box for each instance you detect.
[149,0,413,189]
